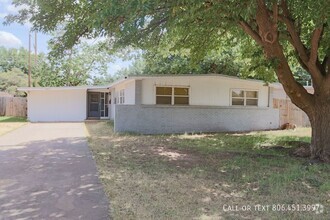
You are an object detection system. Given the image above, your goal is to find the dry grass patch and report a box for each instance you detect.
[86,122,330,220]
[0,123,25,136]
[0,117,27,136]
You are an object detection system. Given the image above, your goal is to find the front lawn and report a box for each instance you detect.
[86,122,330,219]
[0,116,27,136]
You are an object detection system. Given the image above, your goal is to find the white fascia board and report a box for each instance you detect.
[126,74,267,85]
[18,85,109,92]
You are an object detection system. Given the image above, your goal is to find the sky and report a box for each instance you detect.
[0,0,131,75]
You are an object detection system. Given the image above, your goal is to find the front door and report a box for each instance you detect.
[88,93,100,118]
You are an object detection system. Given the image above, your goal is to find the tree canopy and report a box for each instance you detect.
[34,41,113,87]
[6,1,328,57]
[0,46,31,74]
[0,68,27,96]
[0,43,113,91]
[116,46,286,82]
[0,47,36,96]
[117,49,242,78]
[5,0,330,161]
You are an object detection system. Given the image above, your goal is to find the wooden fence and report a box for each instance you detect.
[0,97,27,117]
[273,98,310,127]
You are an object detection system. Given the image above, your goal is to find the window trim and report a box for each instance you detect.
[230,89,259,107]
[155,86,190,105]
[118,89,125,104]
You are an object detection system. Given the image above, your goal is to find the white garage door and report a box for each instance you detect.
[27,89,87,122]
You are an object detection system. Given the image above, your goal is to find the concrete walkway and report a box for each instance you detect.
[0,123,109,220]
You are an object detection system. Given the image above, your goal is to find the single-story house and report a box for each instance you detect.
[19,74,281,134]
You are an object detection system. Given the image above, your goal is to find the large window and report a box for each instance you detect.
[156,86,189,105]
[231,89,258,106]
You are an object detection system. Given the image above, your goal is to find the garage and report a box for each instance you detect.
[19,86,106,122]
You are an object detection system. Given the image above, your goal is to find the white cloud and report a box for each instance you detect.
[4,3,33,28]
[0,2,32,28]
[6,4,29,14]
[0,31,22,48]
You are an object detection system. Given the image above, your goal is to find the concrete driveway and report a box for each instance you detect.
[0,123,109,220]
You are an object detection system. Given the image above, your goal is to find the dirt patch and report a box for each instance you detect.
[291,145,311,158]
[284,140,310,148]
[282,141,311,158]
[261,141,311,158]
[156,147,187,160]
[153,146,203,168]
[178,133,214,139]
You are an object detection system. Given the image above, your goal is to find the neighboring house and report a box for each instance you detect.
[272,83,314,100]
[19,74,280,134]
[272,83,313,127]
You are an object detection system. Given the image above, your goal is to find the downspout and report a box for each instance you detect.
[268,86,270,107]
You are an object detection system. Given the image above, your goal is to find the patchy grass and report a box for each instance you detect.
[0,117,27,136]
[86,122,330,220]
[0,116,27,123]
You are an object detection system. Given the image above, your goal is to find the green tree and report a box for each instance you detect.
[0,46,30,74]
[6,0,330,161]
[0,41,113,88]
[34,42,113,86]
[0,47,36,96]
[116,47,277,82]
[92,74,115,85]
[0,68,27,96]
[142,49,241,76]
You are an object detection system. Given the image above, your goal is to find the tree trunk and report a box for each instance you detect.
[241,0,330,162]
[308,100,330,162]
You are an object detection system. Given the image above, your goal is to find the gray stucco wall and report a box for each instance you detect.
[114,105,280,134]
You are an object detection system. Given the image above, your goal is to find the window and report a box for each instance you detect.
[119,89,125,104]
[156,86,189,105]
[156,87,172,104]
[231,89,258,106]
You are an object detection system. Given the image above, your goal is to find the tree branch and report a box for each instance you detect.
[306,25,325,85]
[309,25,324,65]
[238,19,263,46]
[255,0,314,112]
[280,33,310,72]
[278,0,324,86]
[296,54,310,72]
[278,1,309,65]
